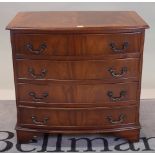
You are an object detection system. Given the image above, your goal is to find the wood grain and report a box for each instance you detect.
[16,58,140,81]
[6,11,149,30]
[18,105,138,129]
[14,33,141,56]
[17,82,139,103]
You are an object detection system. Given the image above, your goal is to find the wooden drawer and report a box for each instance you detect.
[14,33,141,57]
[16,58,140,81]
[17,82,139,103]
[18,106,138,129]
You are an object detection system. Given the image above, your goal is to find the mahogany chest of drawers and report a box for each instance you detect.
[6,11,149,143]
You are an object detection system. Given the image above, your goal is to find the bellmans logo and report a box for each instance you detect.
[0,131,155,152]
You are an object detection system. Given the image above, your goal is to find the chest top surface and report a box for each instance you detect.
[6,11,149,31]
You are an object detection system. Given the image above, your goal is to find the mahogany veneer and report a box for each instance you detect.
[6,11,149,143]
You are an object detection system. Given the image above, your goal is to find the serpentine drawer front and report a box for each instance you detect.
[16,58,140,81]
[18,106,138,129]
[6,11,149,143]
[17,82,138,103]
[14,33,141,57]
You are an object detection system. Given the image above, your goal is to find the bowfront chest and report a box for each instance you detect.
[6,11,149,143]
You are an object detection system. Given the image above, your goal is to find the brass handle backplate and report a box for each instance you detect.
[28,67,47,79]
[109,42,129,53]
[31,116,48,125]
[29,92,48,102]
[107,114,126,124]
[26,43,47,55]
[107,91,127,102]
[108,67,127,78]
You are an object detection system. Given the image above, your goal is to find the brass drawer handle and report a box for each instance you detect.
[108,67,127,78]
[29,92,48,102]
[31,116,48,125]
[107,114,126,124]
[26,43,47,55]
[109,42,128,53]
[107,91,126,102]
[28,67,47,79]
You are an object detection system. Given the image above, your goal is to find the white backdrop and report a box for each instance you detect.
[0,2,154,99]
